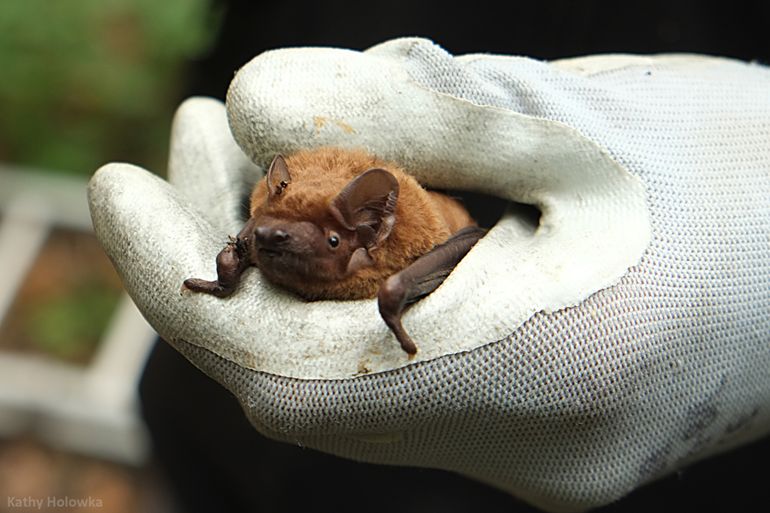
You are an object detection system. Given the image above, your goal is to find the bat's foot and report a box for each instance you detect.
[182,234,251,299]
[182,278,235,298]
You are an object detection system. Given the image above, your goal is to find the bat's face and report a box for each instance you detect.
[246,213,359,290]
[245,154,399,298]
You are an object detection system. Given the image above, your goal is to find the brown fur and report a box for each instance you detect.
[249,147,475,300]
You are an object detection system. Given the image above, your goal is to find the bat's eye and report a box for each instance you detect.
[327,232,340,248]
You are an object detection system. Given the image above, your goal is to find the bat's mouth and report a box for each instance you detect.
[258,248,283,257]
[256,247,302,272]
[255,249,292,279]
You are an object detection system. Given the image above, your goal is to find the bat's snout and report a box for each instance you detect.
[254,225,290,250]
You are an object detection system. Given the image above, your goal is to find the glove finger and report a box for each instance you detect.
[168,97,260,235]
[88,163,224,334]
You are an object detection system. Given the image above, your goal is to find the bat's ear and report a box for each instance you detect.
[267,154,292,200]
[330,168,399,248]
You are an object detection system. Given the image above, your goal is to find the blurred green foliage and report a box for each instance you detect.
[0,0,219,176]
[25,281,122,363]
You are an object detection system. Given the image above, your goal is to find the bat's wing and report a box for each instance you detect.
[377,226,487,354]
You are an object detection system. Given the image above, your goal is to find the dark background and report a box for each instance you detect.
[186,0,770,100]
[141,1,770,512]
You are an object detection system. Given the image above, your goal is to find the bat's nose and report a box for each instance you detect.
[254,226,290,248]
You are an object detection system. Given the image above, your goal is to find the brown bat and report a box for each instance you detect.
[183,147,486,354]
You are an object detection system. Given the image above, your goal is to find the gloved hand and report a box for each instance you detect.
[88,38,770,512]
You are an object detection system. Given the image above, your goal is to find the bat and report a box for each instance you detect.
[183,147,486,355]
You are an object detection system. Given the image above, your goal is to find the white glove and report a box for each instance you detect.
[88,38,770,512]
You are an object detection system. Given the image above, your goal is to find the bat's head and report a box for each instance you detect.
[246,154,399,298]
